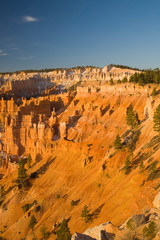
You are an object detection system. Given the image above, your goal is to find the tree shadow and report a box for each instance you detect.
[90,204,104,220]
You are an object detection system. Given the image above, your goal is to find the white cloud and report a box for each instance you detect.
[0,53,8,56]
[23,16,39,22]
[11,47,19,50]
[0,50,8,56]
[18,56,33,60]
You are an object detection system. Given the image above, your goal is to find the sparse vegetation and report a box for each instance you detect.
[153,104,160,133]
[108,64,140,71]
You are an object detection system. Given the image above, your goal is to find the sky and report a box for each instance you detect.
[1,0,160,72]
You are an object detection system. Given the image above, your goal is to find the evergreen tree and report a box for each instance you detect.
[139,160,145,172]
[151,87,157,96]
[122,76,128,83]
[149,162,157,174]
[40,224,50,239]
[109,78,114,85]
[126,105,139,129]
[18,158,27,183]
[29,215,37,230]
[81,205,91,223]
[56,219,71,240]
[125,156,132,175]
[153,104,160,133]
[27,154,32,169]
[0,185,4,198]
[114,134,122,150]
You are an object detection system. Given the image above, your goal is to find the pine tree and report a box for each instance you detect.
[109,78,114,85]
[29,215,37,230]
[56,219,71,240]
[81,205,91,223]
[18,158,27,183]
[0,185,4,198]
[114,134,122,150]
[151,87,157,96]
[122,76,128,83]
[153,104,160,133]
[139,159,144,172]
[126,105,139,129]
[125,156,132,175]
[27,154,32,169]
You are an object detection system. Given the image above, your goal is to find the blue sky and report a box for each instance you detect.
[0,0,160,72]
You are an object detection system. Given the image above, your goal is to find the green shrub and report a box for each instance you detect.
[122,76,128,83]
[126,219,136,230]
[40,224,50,239]
[29,215,37,230]
[56,195,60,199]
[117,79,122,84]
[22,204,32,212]
[109,78,114,85]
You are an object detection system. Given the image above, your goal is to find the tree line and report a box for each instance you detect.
[129,69,160,85]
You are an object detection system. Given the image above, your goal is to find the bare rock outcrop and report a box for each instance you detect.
[153,192,160,209]
[71,222,116,240]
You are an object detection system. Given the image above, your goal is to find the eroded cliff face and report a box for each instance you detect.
[0,81,160,240]
[0,94,73,167]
